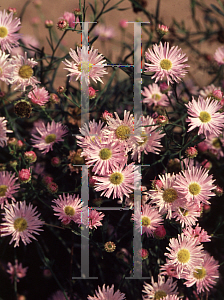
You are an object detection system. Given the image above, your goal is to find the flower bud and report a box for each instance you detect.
[19,168,31,183]
[154,225,166,239]
[7,7,17,15]
[45,20,54,28]
[185,146,198,158]
[57,19,69,30]
[24,151,37,163]
[51,157,61,167]
[157,24,169,36]
[47,182,58,193]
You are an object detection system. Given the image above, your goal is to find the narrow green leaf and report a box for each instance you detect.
[211,4,224,16]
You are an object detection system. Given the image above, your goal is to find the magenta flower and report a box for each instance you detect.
[1,201,44,247]
[144,42,189,85]
[87,284,126,300]
[7,259,28,283]
[18,168,31,183]
[31,120,68,154]
[28,86,50,106]
[59,11,79,28]
[0,117,13,147]
[0,171,20,208]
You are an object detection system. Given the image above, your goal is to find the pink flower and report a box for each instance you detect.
[199,84,221,98]
[11,52,40,91]
[47,182,58,194]
[93,24,115,41]
[59,11,79,28]
[52,193,83,225]
[142,275,178,300]
[93,163,141,201]
[24,151,37,163]
[48,290,70,300]
[79,209,105,229]
[139,248,149,259]
[0,10,22,52]
[101,110,113,122]
[19,168,31,183]
[63,45,108,85]
[132,205,163,237]
[89,87,98,99]
[214,45,224,65]
[144,42,189,85]
[142,83,169,107]
[157,24,169,35]
[28,86,50,106]
[7,259,28,283]
[87,284,126,300]
[0,171,20,208]
[165,233,204,278]
[31,120,68,154]
[185,96,224,138]
[185,146,198,158]
[0,50,13,84]
[119,19,128,29]
[183,224,211,244]
[1,201,44,247]
[51,157,61,167]
[172,204,201,228]
[154,224,166,239]
[183,252,219,293]
[0,117,13,147]
[45,20,53,28]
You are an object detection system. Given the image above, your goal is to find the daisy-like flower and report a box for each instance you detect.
[144,42,189,85]
[172,203,201,228]
[28,86,50,106]
[173,166,216,205]
[52,193,83,225]
[103,110,143,152]
[59,11,79,29]
[182,224,211,244]
[78,208,105,229]
[142,83,169,107]
[11,52,40,91]
[150,173,182,219]
[165,233,204,278]
[0,117,13,147]
[82,133,127,175]
[63,45,108,85]
[31,120,68,154]
[214,46,224,65]
[204,133,224,159]
[185,96,224,138]
[0,171,20,208]
[87,284,126,300]
[0,10,22,52]
[142,275,178,300]
[93,163,141,201]
[131,115,165,163]
[7,259,28,283]
[183,252,219,294]
[199,84,221,99]
[1,201,44,247]
[132,204,163,237]
[0,50,13,84]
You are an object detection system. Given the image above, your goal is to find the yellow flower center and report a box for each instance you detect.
[14,217,28,232]
[160,59,172,70]
[199,111,211,123]
[154,290,167,300]
[0,185,7,197]
[179,207,189,216]
[153,94,161,101]
[99,148,112,160]
[78,61,93,73]
[137,130,148,146]
[212,138,221,148]
[177,249,190,263]
[141,216,151,226]
[64,206,75,216]
[109,172,124,185]
[115,125,131,140]
[188,183,201,196]
[193,267,207,279]
[18,65,34,79]
[45,134,56,144]
[0,26,8,38]
[163,188,178,203]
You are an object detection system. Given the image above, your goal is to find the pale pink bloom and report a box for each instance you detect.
[52,193,83,225]
[0,117,13,147]
[185,96,224,138]
[0,50,13,84]
[82,134,127,175]
[93,24,115,41]
[157,24,169,35]
[78,208,105,229]
[28,86,50,106]
[173,166,216,205]
[150,173,182,219]
[93,163,141,201]
[59,11,79,28]
[142,275,178,300]
[204,134,224,159]
[165,233,204,278]
[31,120,68,154]
[0,10,22,52]
[48,290,70,300]
[103,110,143,152]
[87,284,126,300]
[132,205,163,237]
[144,42,189,85]
[11,52,40,91]
[172,203,201,228]
[142,83,169,107]
[119,19,128,29]
[7,259,28,283]
[1,201,44,247]
[182,224,211,244]
[214,45,224,65]
[101,110,113,122]
[183,252,219,293]
[0,171,20,208]
[63,46,108,85]
[131,115,165,163]
[199,84,221,98]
